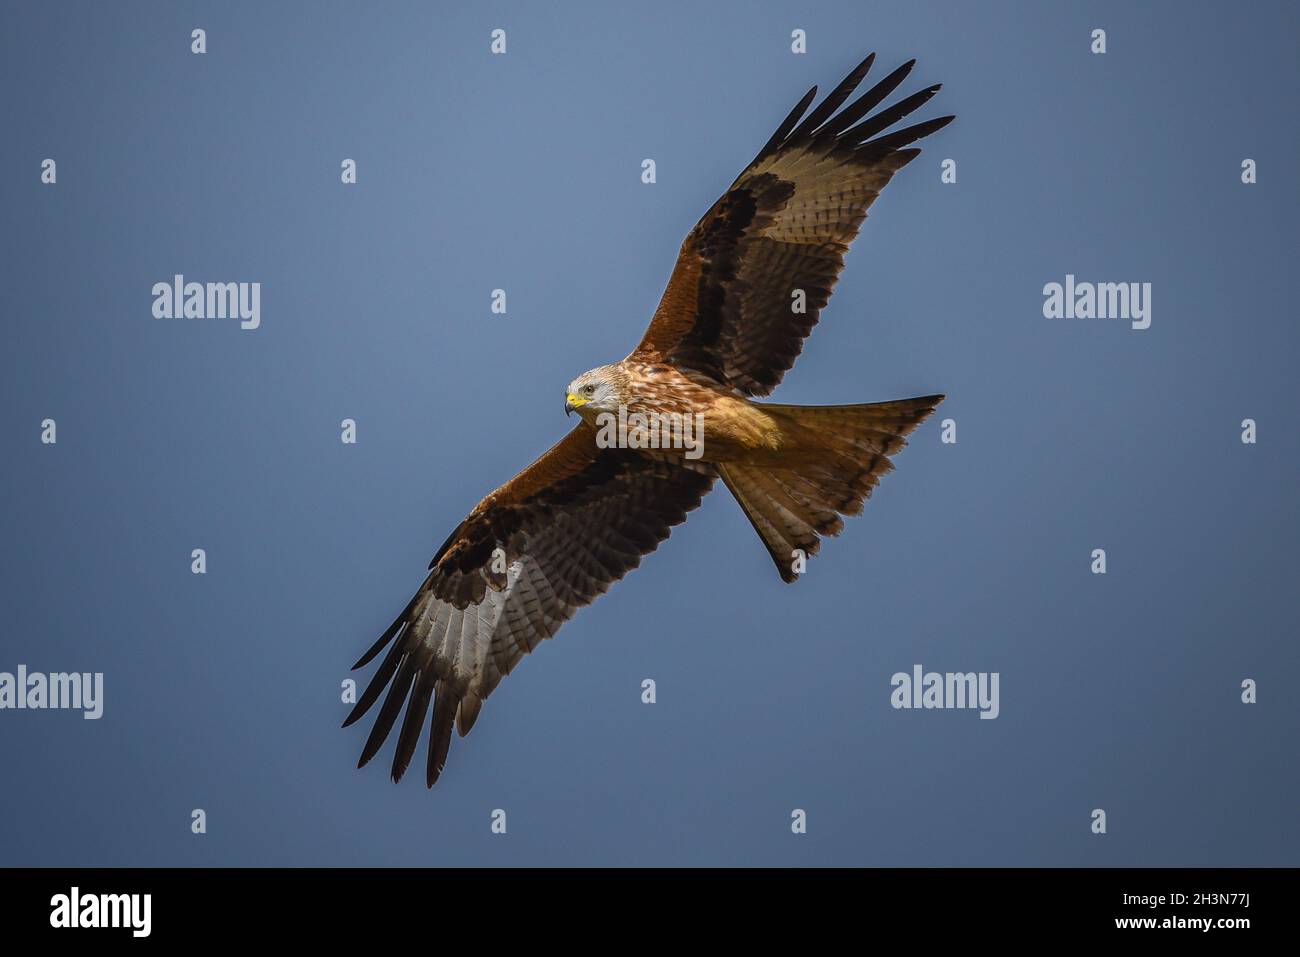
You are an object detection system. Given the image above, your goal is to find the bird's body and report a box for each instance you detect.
[346,51,954,787]
[570,360,784,461]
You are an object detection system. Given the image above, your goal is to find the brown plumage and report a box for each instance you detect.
[346,52,952,786]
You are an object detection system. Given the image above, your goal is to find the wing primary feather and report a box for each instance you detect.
[858,115,955,160]
[356,654,416,768]
[816,58,916,137]
[351,596,418,670]
[791,52,875,139]
[390,671,435,783]
[887,147,923,170]
[456,693,483,737]
[752,85,817,163]
[428,520,467,570]
[341,632,407,728]
[841,84,942,144]
[426,682,460,788]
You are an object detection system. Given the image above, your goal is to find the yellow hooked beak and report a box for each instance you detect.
[565,393,588,416]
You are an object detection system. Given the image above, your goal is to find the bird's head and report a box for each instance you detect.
[565,365,625,419]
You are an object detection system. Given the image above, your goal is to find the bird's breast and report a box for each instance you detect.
[607,363,782,463]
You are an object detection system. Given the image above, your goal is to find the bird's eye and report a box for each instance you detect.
[584,385,596,395]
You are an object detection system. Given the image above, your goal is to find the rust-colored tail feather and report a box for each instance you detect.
[720,395,943,582]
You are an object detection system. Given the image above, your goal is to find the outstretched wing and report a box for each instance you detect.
[344,424,714,786]
[631,53,953,396]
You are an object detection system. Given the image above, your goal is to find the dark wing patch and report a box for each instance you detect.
[632,53,954,396]
[344,425,714,786]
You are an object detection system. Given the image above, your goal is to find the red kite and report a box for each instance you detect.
[346,52,952,786]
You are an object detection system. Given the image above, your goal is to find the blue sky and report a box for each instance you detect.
[1,0,1296,865]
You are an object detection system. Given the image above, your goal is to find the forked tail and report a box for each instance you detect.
[718,395,944,582]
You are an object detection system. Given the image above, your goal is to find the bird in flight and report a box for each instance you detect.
[345,52,952,787]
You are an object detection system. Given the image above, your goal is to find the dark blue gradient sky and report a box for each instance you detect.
[2,0,1296,866]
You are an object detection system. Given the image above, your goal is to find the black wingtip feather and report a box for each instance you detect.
[390,673,435,783]
[858,115,955,160]
[353,588,425,670]
[841,84,943,145]
[425,683,459,788]
[341,633,406,728]
[356,654,416,768]
[750,54,951,173]
[754,84,818,163]
[817,58,917,138]
[351,616,404,671]
[791,52,875,139]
